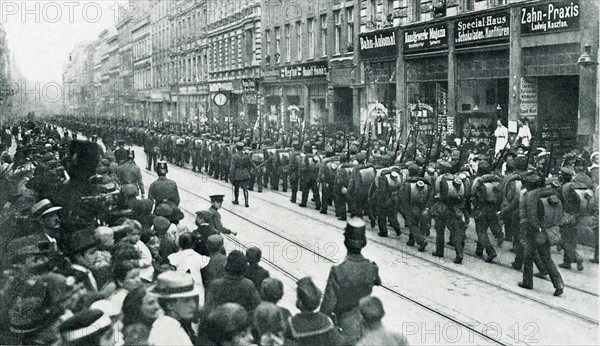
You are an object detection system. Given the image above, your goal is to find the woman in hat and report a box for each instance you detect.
[148,272,201,346]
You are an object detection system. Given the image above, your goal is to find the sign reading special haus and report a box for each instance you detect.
[403,23,448,54]
[521,0,580,35]
[454,11,510,47]
[359,28,398,60]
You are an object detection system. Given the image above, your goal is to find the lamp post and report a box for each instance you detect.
[577,44,599,150]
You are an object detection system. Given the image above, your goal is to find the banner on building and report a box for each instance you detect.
[454,11,510,47]
[521,0,580,35]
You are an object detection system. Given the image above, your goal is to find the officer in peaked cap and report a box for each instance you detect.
[320,217,381,342]
[205,195,237,236]
[148,161,180,209]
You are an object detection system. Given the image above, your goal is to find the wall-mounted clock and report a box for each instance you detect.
[214,93,228,106]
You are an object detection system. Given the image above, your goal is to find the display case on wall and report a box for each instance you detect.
[539,119,578,156]
[460,113,496,147]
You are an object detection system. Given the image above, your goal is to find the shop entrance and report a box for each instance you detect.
[536,75,579,153]
[334,87,353,125]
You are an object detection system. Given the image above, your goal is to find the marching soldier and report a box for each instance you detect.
[321,217,381,342]
[431,161,468,264]
[299,145,321,210]
[372,166,403,238]
[278,147,291,192]
[518,173,564,296]
[471,161,502,263]
[219,140,231,182]
[270,143,281,190]
[289,141,301,203]
[230,142,252,207]
[400,164,431,252]
[148,161,180,209]
[191,134,204,172]
[249,146,266,192]
[116,149,145,198]
[319,150,339,215]
[333,156,356,221]
[144,130,159,171]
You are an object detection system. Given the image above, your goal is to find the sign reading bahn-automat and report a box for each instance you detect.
[454,11,510,47]
[521,0,580,35]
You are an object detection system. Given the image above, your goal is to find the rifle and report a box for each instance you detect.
[411,122,421,161]
[491,140,511,172]
[358,120,369,152]
[420,131,436,176]
[398,125,414,164]
[365,124,373,163]
[545,141,554,177]
[394,125,404,159]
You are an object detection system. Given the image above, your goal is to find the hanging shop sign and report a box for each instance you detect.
[280,61,328,79]
[520,0,580,35]
[209,82,234,92]
[454,11,510,47]
[403,23,448,54]
[359,28,398,60]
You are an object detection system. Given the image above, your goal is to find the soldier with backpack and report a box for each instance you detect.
[471,161,502,263]
[399,164,431,251]
[319,151,340,215]
[518,173,564,296]
[431,161,468,264]
[558,166,594,271]
[372,166,403,238]
[299,147,322,210]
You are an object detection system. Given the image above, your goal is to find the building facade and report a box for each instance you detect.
[62,41,95,117]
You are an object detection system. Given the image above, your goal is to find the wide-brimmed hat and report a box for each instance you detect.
[151,271,201,299]
[31,199,62,218]
[59,309,112,343]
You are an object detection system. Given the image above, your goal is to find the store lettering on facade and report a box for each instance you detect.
[403,23,448,53]
[280,62,328,79]
[359,28,398,59]
[455,11,510,46]
[521,0,580,34]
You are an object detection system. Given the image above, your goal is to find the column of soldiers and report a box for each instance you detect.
[53,116,599,298]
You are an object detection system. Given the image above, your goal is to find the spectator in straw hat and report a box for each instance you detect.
[31,198,63,251]
[148,271,202,346]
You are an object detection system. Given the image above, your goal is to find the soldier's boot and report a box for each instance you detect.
[407,233,415,247]
[377,216,388,237]
[432,223,445,257]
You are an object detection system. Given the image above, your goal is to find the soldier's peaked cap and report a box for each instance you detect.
[210,194,225,202]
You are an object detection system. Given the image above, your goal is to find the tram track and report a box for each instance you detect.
[169,159,599,299]
[63,130,598,340]
[138,168,511,346]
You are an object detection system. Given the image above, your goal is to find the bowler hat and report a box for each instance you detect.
[9,295,61,334]
[151,271,201,299]
[225,250,248,276]
[344,217,367,250]
[31,199,62,218]
[296,277,322,311]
